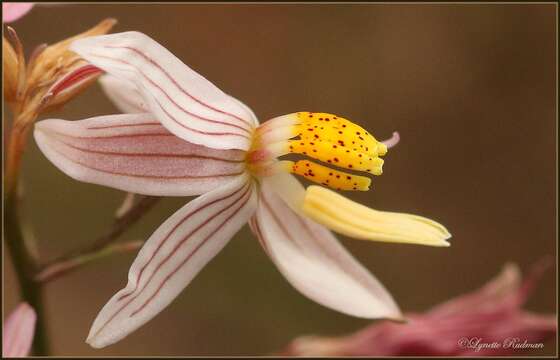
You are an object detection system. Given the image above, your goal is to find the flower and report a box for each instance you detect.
[33,31,451,348]
[2,3,33,23]
[2,303,36,357]
[281,260,557,356]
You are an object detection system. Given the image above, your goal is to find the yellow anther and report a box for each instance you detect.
[294,112,380,154]
[253,112,389,192]
[282,160,371,191]
[286,139,383,175]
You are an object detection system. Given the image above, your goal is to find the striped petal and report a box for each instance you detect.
[98,74,259,128]
[87,174,257,348]
[249,174,403,320]
[2,303,36,357]
[70,31,258,151]
[34,113,247,196]
[99,74,149,113]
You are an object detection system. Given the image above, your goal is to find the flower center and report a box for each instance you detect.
[247,112,388,191]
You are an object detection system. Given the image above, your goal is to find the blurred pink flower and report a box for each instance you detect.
[2,3,33,23]
[2,303,36,357]
[282,260,557,356]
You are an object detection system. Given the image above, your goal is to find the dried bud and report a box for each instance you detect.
[6,18,116,125]
[2,36,18,102]
[27,18,116,91]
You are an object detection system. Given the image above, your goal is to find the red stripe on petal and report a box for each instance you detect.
[91,180,252,337]
[86,52,252,137]
[130,184,253,316]
[104,44,252,128]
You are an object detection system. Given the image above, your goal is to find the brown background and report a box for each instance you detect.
[3,3,557,356]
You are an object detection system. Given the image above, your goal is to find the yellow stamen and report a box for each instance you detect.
[263,112,388,191]
[281,160,371,191]
[302,185,451,247]
[294,112,387,156]
[286,139,384,174]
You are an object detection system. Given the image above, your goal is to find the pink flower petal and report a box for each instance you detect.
[70,31,258,151]
[2,303,36,357]
[250,174,402,320]
[87,175,257,348]
[2,3,33,23]
[99,75,149,113]
[34,113,247,196]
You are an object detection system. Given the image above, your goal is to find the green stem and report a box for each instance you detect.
[5,190,49,356]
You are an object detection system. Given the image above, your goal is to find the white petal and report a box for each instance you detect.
[87,175,257,348]
[70,31,258,150]
[2,303,36,357]
[99,74,149,113]
[250,175,403,320]
[34,113,247,196]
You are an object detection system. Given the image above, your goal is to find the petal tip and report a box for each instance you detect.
[86,330,111,349]
[388,313,408,323]
[439,239,451,247]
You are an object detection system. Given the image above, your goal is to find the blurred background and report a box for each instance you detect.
[3,3,557,356]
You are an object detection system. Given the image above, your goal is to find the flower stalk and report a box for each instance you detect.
[4,191,49,355]
[35,241,144,283]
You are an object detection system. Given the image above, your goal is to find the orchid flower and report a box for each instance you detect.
[33,31,451,348]
[2,3,33,23]
[281,260,557,356]
[2,303,36,357]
